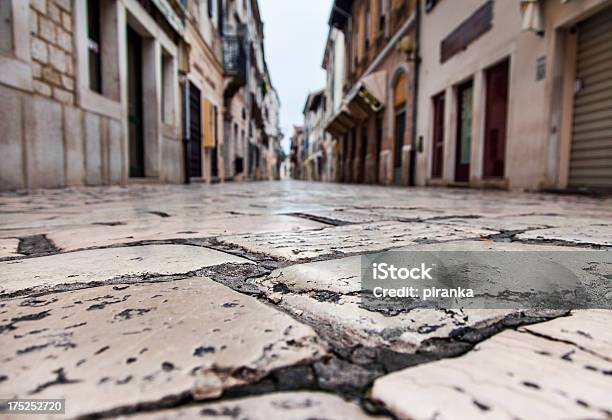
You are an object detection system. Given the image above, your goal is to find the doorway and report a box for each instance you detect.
[568,6,612,190]
[455,80,473,182]
[394,108,406,185]
[484,59,509,178]
[375,115,383,183]
[127,27,144,178]
[431,92,445,178]
[360,124,368,183]
[188,82,202,178]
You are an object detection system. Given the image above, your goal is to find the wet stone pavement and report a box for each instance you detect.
[1,180,611,419]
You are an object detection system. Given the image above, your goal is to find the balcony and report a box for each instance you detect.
[223,35,247,99]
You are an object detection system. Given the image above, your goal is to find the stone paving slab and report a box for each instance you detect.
[370,310,612,420]
[220,222,498,262]
[40,215,327,252]
[433,215,610,232]
[0,238,21,258]
[0,245,250,297]
[1,182,612,417]
[287,207,476,224]
[520,309,612,358]
[257,241,573,356]
[0,279,328,418]
[516,224,612,246]
[124,391,375,419]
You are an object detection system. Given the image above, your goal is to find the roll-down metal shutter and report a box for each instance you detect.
[569,6,612,190]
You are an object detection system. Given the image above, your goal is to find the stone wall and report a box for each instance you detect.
[30,0,75,105]
[0,0,128,190]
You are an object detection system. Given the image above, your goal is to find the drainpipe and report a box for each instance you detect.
[409,0,421,187]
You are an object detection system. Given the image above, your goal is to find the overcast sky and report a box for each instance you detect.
[259,0,332,152]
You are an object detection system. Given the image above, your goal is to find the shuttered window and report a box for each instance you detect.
[202,98,217,148]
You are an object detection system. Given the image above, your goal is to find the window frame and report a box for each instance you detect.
[87,0,103,93]
[0,0,32,91]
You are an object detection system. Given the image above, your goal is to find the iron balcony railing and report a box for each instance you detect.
[223,34,247,99]
[223,35,246,75]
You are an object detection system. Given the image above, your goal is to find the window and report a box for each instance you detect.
[233,123,238,148]
[352,26,358,69]
[431,92,445,178]
[161,50,174,123]
[207,0,213,18]
[378,0,386,32]
[0,1,12,55]
[87,0,102,93]
[425,0,439,13]
[364,5,371,54]
[240,129,245,155]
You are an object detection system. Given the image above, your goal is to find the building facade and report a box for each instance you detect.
[182,0,224,182]
[220,0,282,183]
[322,0,418,186]
[289,125,305,180]
[0,0,187,190]
[262,83,283,180]
[309,0,612,191]
[0,0,281,191]
[415,0,612,191]
[322,26,346,182]
[302,89,327,181]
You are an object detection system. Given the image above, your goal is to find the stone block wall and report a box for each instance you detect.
[30,0,75,106]
[0,0,128,190]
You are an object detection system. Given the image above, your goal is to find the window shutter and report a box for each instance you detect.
[203,98,212,148]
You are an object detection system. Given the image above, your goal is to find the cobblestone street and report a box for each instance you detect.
[1,181,612,419]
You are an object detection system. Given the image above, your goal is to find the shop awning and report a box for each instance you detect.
[324,106,354,137]
[345,71,386,121]
[520,0,543,33]
[324,71,387,137]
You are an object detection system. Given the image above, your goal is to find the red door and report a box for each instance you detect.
[431,93,445,178]
[484,59,509,178]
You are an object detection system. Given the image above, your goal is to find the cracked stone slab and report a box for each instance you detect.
[0,245,250,296]
[289,207,476,225]
[0,279,327,418]
[258,241,572,358]
[516,224,612,246]
[432,215,611,233]
[371,312,612,420]
[220,222,497,262]
[0,238,21,258]
[519,309,612,359]
[125,391,374,419]
[39,215,328,252]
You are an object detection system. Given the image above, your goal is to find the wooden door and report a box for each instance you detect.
[455,81,473,182]
[431,93,445,178]
[484,59,509,178]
